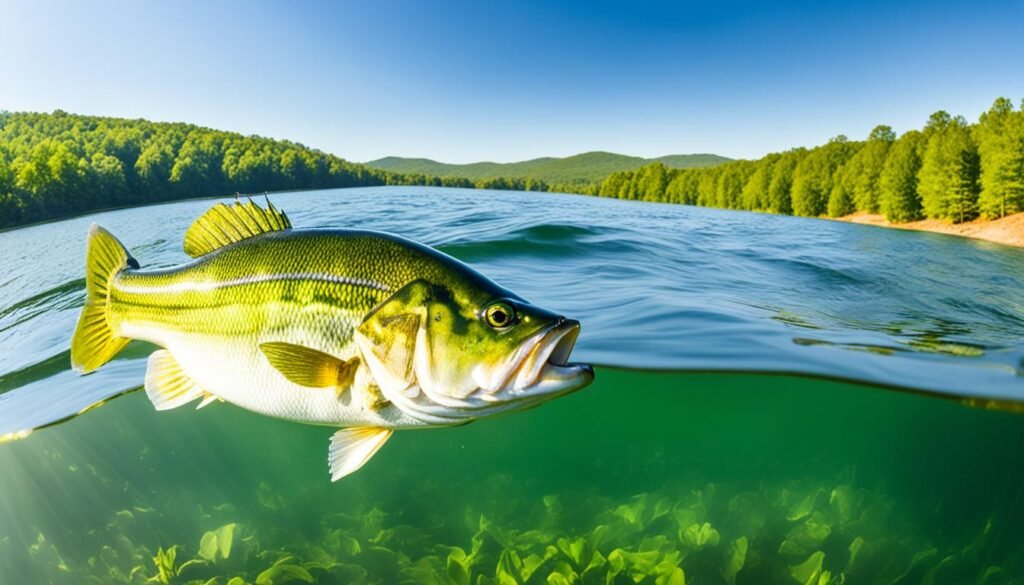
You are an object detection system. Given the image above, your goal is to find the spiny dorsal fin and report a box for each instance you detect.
[260,342,359,396]
[184,199,291,257]
[144,350,208,410]
[329,427,392,481]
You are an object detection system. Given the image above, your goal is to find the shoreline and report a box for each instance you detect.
[4,185,1024,250]
[832,212,1024,248]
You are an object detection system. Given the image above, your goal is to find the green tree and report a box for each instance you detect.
[827,170,856,217]
[0,111,406,228]
[696,168,720,207]
[767,149,804,214]
[918,116,980,222]
[741,155,777,211]
[171,134,224,196]
[597,171,627,198]
[829,126,897,217]
[636,163,669,201]
[88,153,129,206]
[715,163,750,209]
[975,98,1024,218]
[0,148,11,195]
[135,139,177,200]
[791,137,857,217]
[847,125,895,213]
[7,100,1024,230]
[665,170,699,204]
[878,130,926,222]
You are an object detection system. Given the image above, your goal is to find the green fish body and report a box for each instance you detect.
[71,200,593,479]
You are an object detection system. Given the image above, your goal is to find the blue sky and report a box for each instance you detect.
[1,0,1022,163]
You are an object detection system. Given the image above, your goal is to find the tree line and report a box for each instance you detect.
[2,98,1023,229]
[591,97,1024,223]
[0,111,567,229]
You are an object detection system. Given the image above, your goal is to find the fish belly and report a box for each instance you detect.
[128,326,415,428]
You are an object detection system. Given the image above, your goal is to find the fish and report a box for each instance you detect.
[70,199,594,480]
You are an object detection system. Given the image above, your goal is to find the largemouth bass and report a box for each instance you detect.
[71,199,593,480]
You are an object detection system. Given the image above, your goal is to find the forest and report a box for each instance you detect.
[0,112,554,229]
[592,97,1024,223]
[2,98,1023,228]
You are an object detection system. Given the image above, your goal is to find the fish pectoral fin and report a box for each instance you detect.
[328,427,393,481]
[260,342,359,393]
[335,358,360,397]
[183,198,291,257]
[144,350,207,411]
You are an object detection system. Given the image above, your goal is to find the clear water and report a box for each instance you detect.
[1,187,1023,584]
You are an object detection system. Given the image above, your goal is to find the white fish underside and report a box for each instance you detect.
[120,323,424,429]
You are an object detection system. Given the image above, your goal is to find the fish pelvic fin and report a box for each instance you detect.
[183,199,291,258]
[70,224,137,373]
[329,427,392,481]
[144,350,207,411]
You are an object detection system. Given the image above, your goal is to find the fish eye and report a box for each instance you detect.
[484,301,516,329]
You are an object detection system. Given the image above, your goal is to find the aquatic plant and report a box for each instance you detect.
[13,471,1023,585]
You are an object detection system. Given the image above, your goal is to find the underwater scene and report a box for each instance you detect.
[2,187,1023,584]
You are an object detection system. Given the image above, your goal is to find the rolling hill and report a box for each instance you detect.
[366,151,731,184]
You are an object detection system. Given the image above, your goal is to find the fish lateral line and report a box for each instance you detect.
[115,272,392,295]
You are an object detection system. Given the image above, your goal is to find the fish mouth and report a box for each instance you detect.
[497,318,594,398]
[372,316,594,425]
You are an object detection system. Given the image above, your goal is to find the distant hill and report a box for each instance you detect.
[366,151,731,184]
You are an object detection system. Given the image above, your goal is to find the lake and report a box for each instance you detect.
[1,186,1023,584]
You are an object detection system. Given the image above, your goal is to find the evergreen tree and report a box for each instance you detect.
[975,98,1024,218]
[831,126,897,217]
[879,131,926,222]
[918,116,980,222]
[849,125,895,213]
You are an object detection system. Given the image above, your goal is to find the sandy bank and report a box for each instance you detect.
[834,212,1024,248]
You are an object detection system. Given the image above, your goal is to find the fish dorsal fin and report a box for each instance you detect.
[144,350,208,410]
[329,427,392,481]
[260,342,359,396]
[184,199,291,257]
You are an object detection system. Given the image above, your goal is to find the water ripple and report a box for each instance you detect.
[1,186,1023,435]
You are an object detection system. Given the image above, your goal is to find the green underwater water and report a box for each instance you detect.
[2,187,1024,584]
[1,368,1022,585]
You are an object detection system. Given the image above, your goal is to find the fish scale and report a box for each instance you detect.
[111,231,463,426]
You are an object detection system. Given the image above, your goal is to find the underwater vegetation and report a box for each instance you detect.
[6,469,1021,585]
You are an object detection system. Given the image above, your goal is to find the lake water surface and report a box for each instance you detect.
[1,187,1022,584]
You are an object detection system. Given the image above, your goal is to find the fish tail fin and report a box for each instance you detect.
[71,224,137,373]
